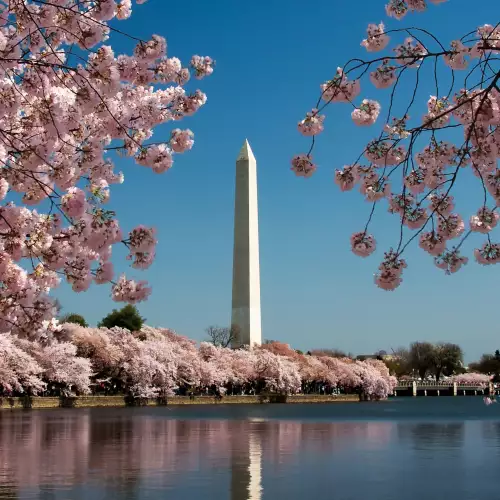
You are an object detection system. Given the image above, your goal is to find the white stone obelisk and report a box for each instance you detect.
[231,140,262,348]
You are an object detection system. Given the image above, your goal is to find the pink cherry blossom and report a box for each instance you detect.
[471,25,500,59]
[423,96,451,129]
[404,169,426,194]
[137,144,174,174]
[128,226,157,253]
[190,56,215,79]
[374,250,407,291]
[419,231,446,256]
[298,109,325,136]
[370,61,398,89]
[443,40,470,70]
[359,168,391,201]
[291,154,317,178]
[385,0,408,19]
[474,242,500,266]
[437,213,465,240]
[429,193,454,216]
[361,23,390,52]
[111,275,152,304]
[170,129,194,153]
[351,99,381,126]
[365,141,406,167]
[61,188,87,218]
[385,115,411,139]
[394,37,428,66]
[116,0,133,19]
[388,193,415,216]
[469,208,499,233]
[321,68,361,103]
[434,249,468,274]
[407,0,427,11]
[0,179,8,201]
[403,207,427,229]
[95,261,114,284]
[350,232,376,257]
[334,165,359,191]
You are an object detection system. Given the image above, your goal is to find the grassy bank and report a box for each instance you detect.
[0,394,360,410]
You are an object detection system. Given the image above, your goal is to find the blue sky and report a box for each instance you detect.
[55,0,500,362]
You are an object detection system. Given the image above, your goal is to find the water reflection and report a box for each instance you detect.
[0,408,498,499]
[231,425,262,500]
[0,410,395,499]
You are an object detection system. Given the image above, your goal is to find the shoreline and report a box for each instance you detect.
[1,394,360,410]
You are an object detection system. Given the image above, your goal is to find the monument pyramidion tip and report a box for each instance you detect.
[237,139,256,162]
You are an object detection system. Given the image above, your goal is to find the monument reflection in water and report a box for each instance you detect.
[231,422,262,500]
[0,406,499,499]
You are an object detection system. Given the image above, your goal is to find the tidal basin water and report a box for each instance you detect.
[1,398,500,500]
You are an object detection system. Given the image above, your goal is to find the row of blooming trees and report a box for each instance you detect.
[452,373,492,389]
[0,324,398,400]
[294,0,500,290]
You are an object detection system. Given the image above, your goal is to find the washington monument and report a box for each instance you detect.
[231,140,262,348]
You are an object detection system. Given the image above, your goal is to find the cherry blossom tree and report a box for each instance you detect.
[296,353,333,387]
[293,0,500,290]
[350,360,394,399]
[226,347,257,388]
[34,343,93,394]
[0,334,45,394]
[15,336,92,394]
[365,358,398,396]
[260,341,300,358]
[262,341,334,390]
[104,327,178,398]
[452,372,491,388]
[147,327,204,388]
[198,342,232,387]
[0,0,214,339]
[254,348,302,394]
[63,323,123,377]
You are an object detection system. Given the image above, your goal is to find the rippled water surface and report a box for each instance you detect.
[1,398,500,499]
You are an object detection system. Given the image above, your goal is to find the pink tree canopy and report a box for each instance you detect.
[30,342,93,395]
[293,0,499,290]
[0,326,408,399]
[0,0,213,339]
[0,334,45,394]
[452,373,491,388]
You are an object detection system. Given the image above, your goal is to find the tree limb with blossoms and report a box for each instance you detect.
[293,0,500,290]
[0,0,213,339]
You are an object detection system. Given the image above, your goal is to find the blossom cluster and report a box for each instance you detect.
[0,326,397,400]
[0,1,213,337]
[293,0,500,291]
